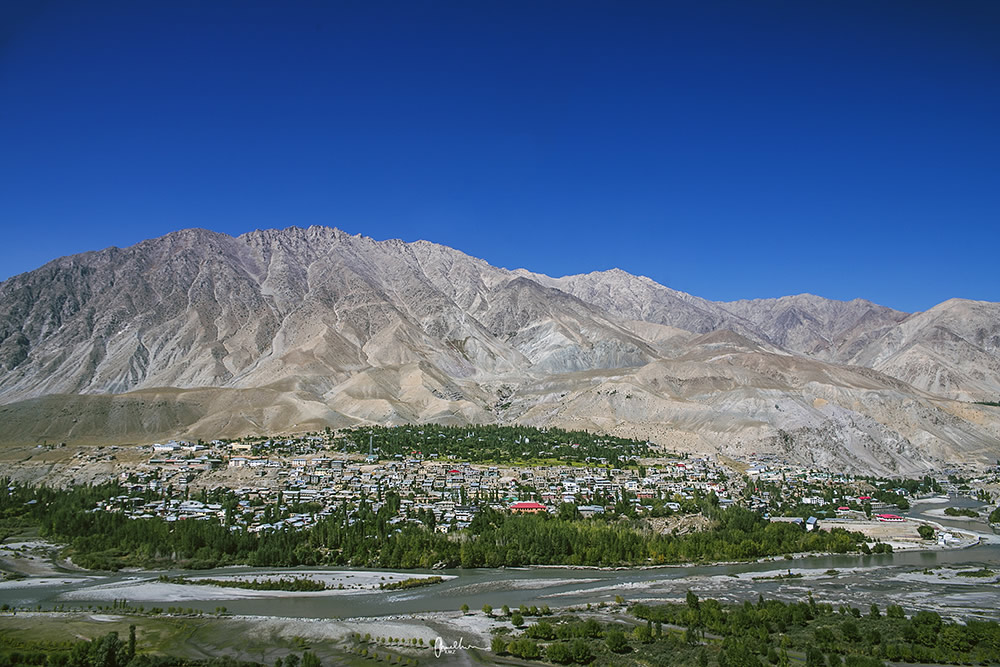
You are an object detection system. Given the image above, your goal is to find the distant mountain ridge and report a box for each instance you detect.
[1,226,998,475]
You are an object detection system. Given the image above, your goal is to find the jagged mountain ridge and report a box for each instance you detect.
[1,226,998,474]
[0,227,658,400]
[718,293,909,357]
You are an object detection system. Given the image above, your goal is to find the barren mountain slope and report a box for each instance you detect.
[537,272,999,404]
[0,385,361,447]
[832,298,1000,402]
[1,226,998,473]
[719,293,909,356]
[506,333,1000,475]
[516,268,764,340]
[0,227,657,405]
[0,229,280,399]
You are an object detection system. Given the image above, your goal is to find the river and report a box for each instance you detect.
[3,496,998,621]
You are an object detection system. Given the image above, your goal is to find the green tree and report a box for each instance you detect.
[557,503,581,521]
[815,627,835,647]
[634,624,653,643]
[570,639,593,664]
[507,638,541,659]
[527,621,555,640]
[546,642,573,664]
[723,640,762,667]
[606,629,629,653]
[490,636,507,655]
[841,618,861,643]
[806,646,826,667]
[90,631,125,667]
[127,625,136,661]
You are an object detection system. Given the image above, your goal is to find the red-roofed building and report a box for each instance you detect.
[510,501,547,514]
[875,513,904,522]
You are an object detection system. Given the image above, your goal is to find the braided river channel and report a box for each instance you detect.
[3,496,998,621]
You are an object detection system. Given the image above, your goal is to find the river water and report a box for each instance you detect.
[3,497,998,621]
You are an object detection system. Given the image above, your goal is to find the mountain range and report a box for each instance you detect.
[1,226,998,475]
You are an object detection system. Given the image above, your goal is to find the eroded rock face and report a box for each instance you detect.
[1,225,998,474]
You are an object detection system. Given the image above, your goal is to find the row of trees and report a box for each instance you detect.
[0,628,138,667]
[336,423,656,464]
[2,481,866,571]
[451,505,862,568]
[631,592,1000,665]
[489,592,1000,665]
[0,629,320,667]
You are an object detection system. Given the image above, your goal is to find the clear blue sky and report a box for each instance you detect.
[1,1,997,313]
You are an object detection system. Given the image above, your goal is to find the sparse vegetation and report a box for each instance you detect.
[956,568,994,578]
[944,507,978,518]
[159,574,327,592]
[380,575,443,591]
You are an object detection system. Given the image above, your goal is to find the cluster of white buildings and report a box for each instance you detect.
[97,440,737,533]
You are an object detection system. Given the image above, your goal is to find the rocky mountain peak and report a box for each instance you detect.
[0,226,997,474]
